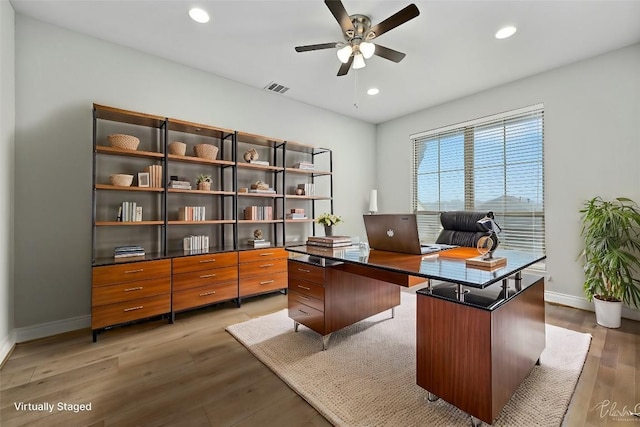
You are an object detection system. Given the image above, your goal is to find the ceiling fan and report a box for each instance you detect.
[295,0,420,76]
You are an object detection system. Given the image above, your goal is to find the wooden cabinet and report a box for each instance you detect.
[239,248,288,300]
[92,259,171,341]
[287,259,327,335]
[172,252,239,313]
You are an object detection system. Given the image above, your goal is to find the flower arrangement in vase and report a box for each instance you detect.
[316,213,343,236]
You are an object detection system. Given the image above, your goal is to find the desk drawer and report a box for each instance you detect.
[92,277,170,307]
[289,289,324,312]
[173,265,238,291]
[91,294,170,329]
[173,281,237,312]
[288,278,324,301]
[289,298,325,335]
[239,258,287,279]
[93,260,170,287]
[240,271,287,297]
[288,260,324,284]
[239,247,287,263]
[172,252,238,274]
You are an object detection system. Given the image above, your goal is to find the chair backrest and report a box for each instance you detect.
[435,211,491,248]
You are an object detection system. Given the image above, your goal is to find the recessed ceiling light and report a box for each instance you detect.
[367,88,379,96]
[495,26,517,39]
[189,8,210,24]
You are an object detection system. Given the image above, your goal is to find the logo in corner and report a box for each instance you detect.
[386,229,395,238]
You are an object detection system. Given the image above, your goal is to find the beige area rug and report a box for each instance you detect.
[227,292,591,427]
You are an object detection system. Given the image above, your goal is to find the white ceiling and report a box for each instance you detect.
[10,0,640,124]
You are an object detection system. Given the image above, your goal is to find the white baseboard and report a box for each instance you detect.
[0,330,16,366]
[544,291,640,322]
[14,315,90,343]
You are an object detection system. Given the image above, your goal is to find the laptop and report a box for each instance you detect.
[363,214,456,255]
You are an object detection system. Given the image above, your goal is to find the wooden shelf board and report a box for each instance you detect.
[285,219,315,223]
[95,221,164,226]
[96,145,164,159]
[168,220,235,225]
[167,154,234,166]
[95,184,164,192]
[285,168,332,176]
[167,118,234,139]
[168,189,235,196]
[285,141,331,155]
[285,195,331,200]
[237,192,284,198]
[238,220,284,224]
[94,104,165,128]
[236,131,284,148]
[236,162,284,172]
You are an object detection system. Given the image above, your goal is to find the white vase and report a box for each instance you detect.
[593,296,622,328]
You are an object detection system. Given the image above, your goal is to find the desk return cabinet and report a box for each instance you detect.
[92,259,171,341]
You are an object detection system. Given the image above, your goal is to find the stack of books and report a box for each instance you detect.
[286,208,307,220]
[183,235,209,251]
[249,160,269,166]
[244,206,273,220]
[297,183,315,196]
[306,236,352,248]
[117,202,142,222]
[247,238,271,248]
[145,165,163,188]
[292,161,314,170]
[114,245,145,259]
[168,180,192,190]
[178,206,206,221]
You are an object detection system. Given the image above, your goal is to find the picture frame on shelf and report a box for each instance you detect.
[138,172,150,187]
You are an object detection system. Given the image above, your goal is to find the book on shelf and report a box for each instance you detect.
[168,180,192,189]
[117,201,142,222]
[249,160,269,165]
[248,188,276,194]
[135,206,142,222]
[307,235,352,244]
[145,164,163,188]
[178,206,206,221]
[244,206,273,220]
[306,240,352,248]
[286,213,307,220]
[183,235,209,251]
[248,239,271,248]
[297,183,315,196]
[114,245,145,258]
[290,208,305,214]
[292,161,315,170]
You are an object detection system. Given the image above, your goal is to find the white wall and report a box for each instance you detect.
[13,15,375,333]
[0,0,16,362]
[376,43,640,317]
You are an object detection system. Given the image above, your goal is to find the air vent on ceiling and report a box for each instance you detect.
[264,81,290,94]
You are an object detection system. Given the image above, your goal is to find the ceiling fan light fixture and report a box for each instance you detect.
[353,54,366,69]
[188,8,210,24]
[367,88,379,95]
[337,45,353,63]
[495,25,517,39]
[360,42,375,59]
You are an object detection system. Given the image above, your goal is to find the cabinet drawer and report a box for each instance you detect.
[239,271,288,297]
[289,289,324,312]
[239,247,287,263]
[92,277,170,307]
[173,281,238,312]
[288,298,325,335]
[172,252,238,274]
[288,278,324,301]
[173,265,238,291]
[239,258,287,279]
[91,294,170,329]
[288,260,325,284]
[93,260,170,287]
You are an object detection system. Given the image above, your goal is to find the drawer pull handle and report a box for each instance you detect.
[124,286,143,292]
[299,295,310,300]
[200,274,216,278]
[199,291,216,297]
[297,285,311,291]
[260,280,274,285]
[124,269,144,274]
[260,263,274,268]
[199,259,216,263]
[260,253,274,256]
[298,309,310,316]
[297,268,310,273]
[123,306,143,312]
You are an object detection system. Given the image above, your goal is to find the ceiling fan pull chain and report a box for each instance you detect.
[353,70,359,109]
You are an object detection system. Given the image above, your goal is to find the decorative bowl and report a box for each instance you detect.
[110,174,134,187]
[108,134,140,150]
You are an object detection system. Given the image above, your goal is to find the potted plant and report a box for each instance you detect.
[316,212,343,236]
[196,174,212,191]
[580,196,640,328]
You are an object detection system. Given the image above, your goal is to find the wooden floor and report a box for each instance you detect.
[0,292,638,427]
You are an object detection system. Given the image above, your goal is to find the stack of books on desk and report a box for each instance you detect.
[114,245,145,259]
[248,238,271,248]
[306,236,352,248]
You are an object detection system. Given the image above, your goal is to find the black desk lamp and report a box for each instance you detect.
[477,212,502,259]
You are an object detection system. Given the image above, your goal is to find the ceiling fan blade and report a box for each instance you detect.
[295,43,338,53]
[367,4,420,40]
[373,44,406,63]
[337,56,353,76]
[325,0,354,35]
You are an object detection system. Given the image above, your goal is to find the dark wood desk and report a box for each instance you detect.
[286,245,546,425]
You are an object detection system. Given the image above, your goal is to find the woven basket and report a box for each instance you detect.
[194,144,219,160]
[110,174,134,187]
[169,141,187,156]
[108,134,140,151]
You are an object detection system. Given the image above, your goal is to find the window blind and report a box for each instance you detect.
[412,105,545,254]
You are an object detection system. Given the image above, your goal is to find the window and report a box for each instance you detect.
[412,105,545,254]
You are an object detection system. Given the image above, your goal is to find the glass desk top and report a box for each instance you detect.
[285,245,545,289]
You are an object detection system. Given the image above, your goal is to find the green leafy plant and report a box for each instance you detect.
[580,196,640,307]
[196,174,211,184]
[316,212,343,227]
